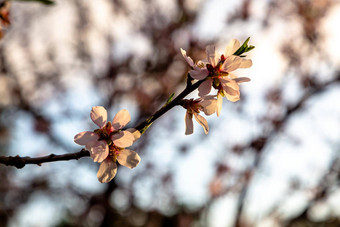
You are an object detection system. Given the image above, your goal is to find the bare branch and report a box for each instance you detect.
[0,149,90,169]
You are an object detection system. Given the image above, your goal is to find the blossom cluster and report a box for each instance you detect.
[180,38,253,134]
[74,38,253,183]
[74,106,141,183]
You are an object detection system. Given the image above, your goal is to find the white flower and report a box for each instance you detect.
[74,106,141,183]
[182,97,217,135]
[181,48,209,80]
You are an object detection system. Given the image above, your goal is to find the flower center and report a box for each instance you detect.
[109,144,124,162]
[95,122,114,141]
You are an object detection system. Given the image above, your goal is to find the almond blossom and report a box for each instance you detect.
[74,106,141,183]
[181,96,217,135]
[182,39,252,116]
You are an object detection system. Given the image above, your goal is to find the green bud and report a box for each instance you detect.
[233,37,255,56]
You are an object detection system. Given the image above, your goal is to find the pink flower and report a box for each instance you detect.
[182,97,217,135]
[74,106,141,183]
[194,40,252,116]
[181,48,209,80]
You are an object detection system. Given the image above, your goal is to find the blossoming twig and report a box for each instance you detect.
[0,38,257,182]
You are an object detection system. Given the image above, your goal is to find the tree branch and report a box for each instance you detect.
[0,149,90,169]
[0,76,204,168]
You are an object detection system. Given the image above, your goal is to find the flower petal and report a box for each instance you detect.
[217,92,223,117]
[239,59,252,68]
[185,112,194,135]
[206,45,219,67]
[181,48,195,68]
[198,79,213,97]
[126,128,141,142]
[86,140,109,163]
[225,39,240,56]
[234,77,251,83]
[117,149,141,169]
[112,130,134,148]
[224,91,240,102]
[220,78,240,95]
[97,159,117,183]
[190,68,209,80]
[200,96,217,116]
[193,113,209,134]
[90,106,107,128]
[112,109,131,131]
[221,55,242,72]
[74,131,98,145]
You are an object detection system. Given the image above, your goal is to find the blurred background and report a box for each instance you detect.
[1,0,340,226]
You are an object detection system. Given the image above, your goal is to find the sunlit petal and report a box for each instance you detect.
[193,113,209,134]
[224,91,240,102]
[90,106,107,128]
[97,159,117,183]
[185,112,194,135]
[190,68,209,80]
[220,78,240,95]
[234,77,251,83]
[126,128,141,142]
[221,55,242,72]
[112,130,134,148]
[74,131,98,145]
[239,59,252,68]
[206,45,218,67]
[198,79,213,97]
[217,93,223,117]
[225,39,240,56]
[112,109,131,130]
[181,48,195,68]
[86,140,109,163]
[117,149,141,169]
[200,96,217,116]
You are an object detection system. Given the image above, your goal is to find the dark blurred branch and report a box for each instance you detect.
[0,149,90,169]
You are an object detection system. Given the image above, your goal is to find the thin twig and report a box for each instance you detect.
[0,149,90,169]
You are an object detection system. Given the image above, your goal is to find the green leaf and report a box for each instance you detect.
[12,0,55,5]
[233,37,255,56]
[166,93,175,105]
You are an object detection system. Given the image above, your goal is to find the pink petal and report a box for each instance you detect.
[126,128,141,142]
[220,78,240,95]
[112,109,131,131]
[217,92,223,117]
[117,149,141,169]
[198,79,213,97]
[86,140,109,163]
[185,112,194,135]
[234,77,251,83]
[180,48,195,68]
[224,92,240,102]
[200,96,217,116]
[239,59,252,68]
[225,39,240,56]
[97,159,117,183]
[193,113,209,134]
[90,106,107,128]
[111,130,134,148]
[206,45,219,67]
[74,131,98,145]
[221,55,242,72]
[190,68,209,80]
